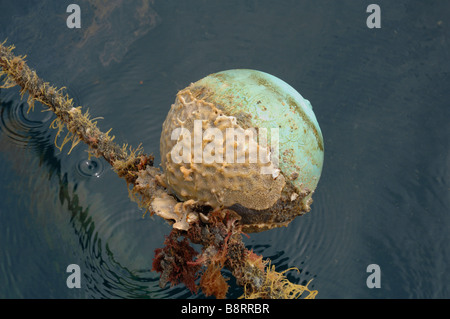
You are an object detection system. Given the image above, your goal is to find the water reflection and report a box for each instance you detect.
[2,0,160,82]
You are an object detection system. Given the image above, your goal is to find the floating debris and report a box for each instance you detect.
[1,41,322,299]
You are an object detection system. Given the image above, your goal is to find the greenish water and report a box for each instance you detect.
[0,0,449,299]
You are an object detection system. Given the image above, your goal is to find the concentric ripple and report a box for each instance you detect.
[0,94,53,148]
[76,158,104,178]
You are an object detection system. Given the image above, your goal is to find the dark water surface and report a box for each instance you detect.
[0,0,449,299]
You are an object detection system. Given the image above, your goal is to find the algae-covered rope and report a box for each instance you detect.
[0,41,317,299]
[0,41,153,184]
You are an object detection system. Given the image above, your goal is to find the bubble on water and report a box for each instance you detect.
[76,158,104,178]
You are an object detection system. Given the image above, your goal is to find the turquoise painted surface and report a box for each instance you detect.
[193,69,324,193]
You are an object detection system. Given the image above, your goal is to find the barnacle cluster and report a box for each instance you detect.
[155,69,323,233]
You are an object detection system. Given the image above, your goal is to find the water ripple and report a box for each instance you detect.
[0,93,52,148]
[76,158,105,178]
